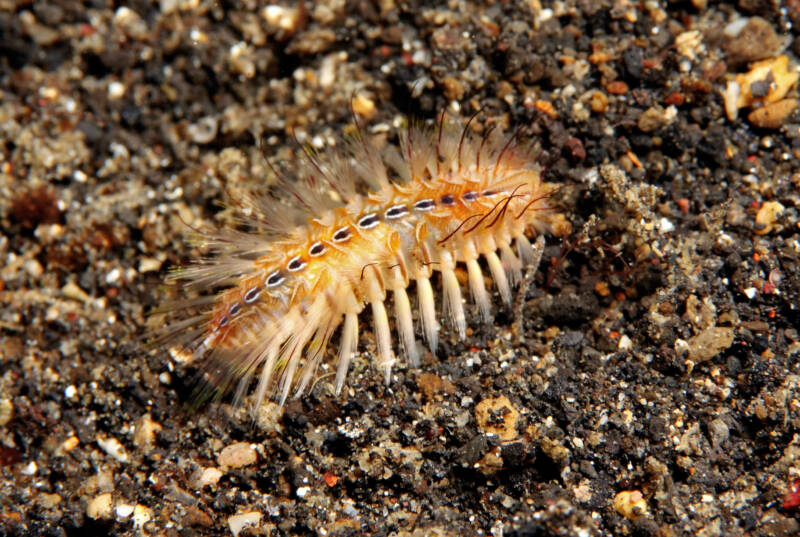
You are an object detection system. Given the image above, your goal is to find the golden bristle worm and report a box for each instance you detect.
[155,116,571,413]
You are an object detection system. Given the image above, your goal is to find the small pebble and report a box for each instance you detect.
[133,414,162,452]
[749,99,798,129]
[614,490,649,519]
[22,461,37,475]
[707,417,729,447]
[475,395,520,441]
[62,281,90,303]
[115,503,134,520]
[606,80,628,95]
[535,99,558,119]
[262,5,300,32]
[194,467,223,489]
[618,334,633,351]
[108,81,126,100]
[590,90,607,113]
[658,217,675,233]
[23,259,43,279]
[734,55,798,110]
[188,116,218,144]
[87,493,113,520]
[0,399,13,426]
[351,94,376,119]
[442,77,464,101]
[754,201,785,234]
[687,326,735,363]
[638,106,676,132]
[417,372,453,400]
[97,436,130,463]
[229,42,256,78]
[38,492,62,509]
[675,30,703,60]
[228,511,262,537]
[724,17,784,65]
[218,442,258,468]
[132,504,153,529]
[113,6,148,39]
[55,436,79,455]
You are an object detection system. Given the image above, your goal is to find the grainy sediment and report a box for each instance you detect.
[1,2,799,536]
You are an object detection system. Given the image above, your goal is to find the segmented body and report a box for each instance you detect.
[168,121,569,411]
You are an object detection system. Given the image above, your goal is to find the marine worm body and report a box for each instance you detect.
[163,120,570,411]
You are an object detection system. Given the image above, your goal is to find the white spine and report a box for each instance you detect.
[516,234,536,264]
[486,250,512,306]
[371,298,394,383]
[466,258,491,322]
[394,285,419,366]
[417,276,438,353]
[365,268,395,383]
[440,251,466,339]
[336,312,358,394]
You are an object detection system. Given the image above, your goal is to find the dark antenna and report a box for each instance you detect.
[457,106,484,174]
[476,124,495,171]
[515,184,565,220]
[493,126,522,178]
[405,119,414,173]
[437,213,483,245]
[435,111,446,178]
[463,184,525,235]
[485,184,525,229]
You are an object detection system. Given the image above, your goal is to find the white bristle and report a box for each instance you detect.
[440,251,466,339]
[501,243,523,286]
[371,298,394,383]
[417,275,439,354]
[516,234,535,264]
[466,258,491,322]
[486,250,512,306]
[394,285,419,366]
[365,268,395,382]
[335,312,358,395]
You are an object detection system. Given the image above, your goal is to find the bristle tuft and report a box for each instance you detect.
[416,275,439,354]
